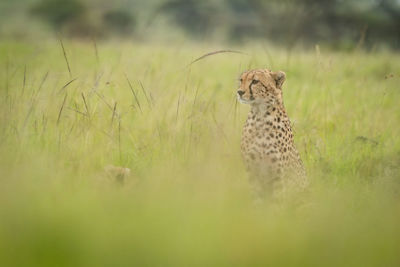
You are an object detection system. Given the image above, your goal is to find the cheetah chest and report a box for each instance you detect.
[241,108,294,174]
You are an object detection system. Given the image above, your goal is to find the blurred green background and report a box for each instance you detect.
[1,1,400,267]
[1,0,400,50]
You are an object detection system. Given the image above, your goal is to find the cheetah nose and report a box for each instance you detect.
[237,90,245,97]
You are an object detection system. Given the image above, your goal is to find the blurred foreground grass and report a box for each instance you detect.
[0,40,400,266]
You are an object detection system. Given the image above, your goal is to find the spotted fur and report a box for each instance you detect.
[237,69,308,198]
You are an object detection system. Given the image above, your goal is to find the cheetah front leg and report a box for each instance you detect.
[247,160,284,201]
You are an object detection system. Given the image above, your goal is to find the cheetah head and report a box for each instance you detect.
[237,69,285,106]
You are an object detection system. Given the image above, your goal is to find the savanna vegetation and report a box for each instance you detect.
[1,0,400,266]
[0,39,399,266]
[1,0,400,49]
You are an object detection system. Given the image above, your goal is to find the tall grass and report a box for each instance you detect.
[0,40,399,266]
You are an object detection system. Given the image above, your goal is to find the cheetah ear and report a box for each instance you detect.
[271,71,286,89]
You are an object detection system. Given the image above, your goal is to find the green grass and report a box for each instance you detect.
[0,39,400,266]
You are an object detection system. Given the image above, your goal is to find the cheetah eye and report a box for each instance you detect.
[251,80,259,84]
[239,78,243,82]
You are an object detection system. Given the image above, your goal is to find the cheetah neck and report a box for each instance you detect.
[249,102,286,118]
[244,102,291,138]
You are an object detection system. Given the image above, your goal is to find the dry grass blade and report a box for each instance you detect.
[176,92,181,123]
[67,107,88,117]
[57,93,68,125]
[88,72,103,97]
[234,98,238,127]
[58,35,72,78]
[111,102,117,127]
[94,91,113,111]
[139,80,152,109]
[226,94,237,120]
[92,36,99,65]
[211,111,228,143]
[189,84,200,119]
[22,105,34,130]
[33,71,49,100]
[60,78,77,93]
[187,50,247,67]
[125,74,142,114]
[81,93,90,118]
[187,84,200,156]
[5,56,9,97]
[21,65,26,96]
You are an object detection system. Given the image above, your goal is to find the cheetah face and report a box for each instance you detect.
[237,69,286,106]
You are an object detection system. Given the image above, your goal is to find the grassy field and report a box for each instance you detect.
[0,39,400,266]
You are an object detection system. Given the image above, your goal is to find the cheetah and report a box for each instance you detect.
[237,68,308,198]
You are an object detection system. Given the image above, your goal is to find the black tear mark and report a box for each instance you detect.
[249,83,254,100]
